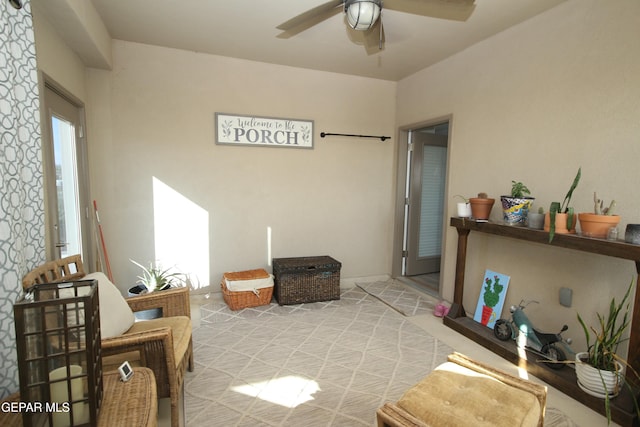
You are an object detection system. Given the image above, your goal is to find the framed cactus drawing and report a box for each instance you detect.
[473,270,510,328]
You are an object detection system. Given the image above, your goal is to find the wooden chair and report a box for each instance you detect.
[23,255,194,427]
[377,352,547,427]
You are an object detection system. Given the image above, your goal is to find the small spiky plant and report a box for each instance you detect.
[130,259,185,292]
[593,192,617,215]
[510,181,531,198]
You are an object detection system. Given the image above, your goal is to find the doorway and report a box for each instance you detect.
[393,119,450,295]
[42,84,92,264]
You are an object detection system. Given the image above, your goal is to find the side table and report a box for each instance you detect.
[99,367,158,427]
[0,367,157,427]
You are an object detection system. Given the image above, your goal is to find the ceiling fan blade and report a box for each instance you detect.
[363,19,385,55]
[384,0,475,22]
[277,0,344,34]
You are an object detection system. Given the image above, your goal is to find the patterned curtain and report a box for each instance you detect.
[0,0,45,397]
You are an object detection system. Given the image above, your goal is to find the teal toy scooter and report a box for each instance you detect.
[494,300,574,370]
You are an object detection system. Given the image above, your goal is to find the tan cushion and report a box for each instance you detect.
[126,316,192,368]
[398,362,540,427]
[80,272,136,339]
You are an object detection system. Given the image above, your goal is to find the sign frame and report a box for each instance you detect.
[215,113,314,149]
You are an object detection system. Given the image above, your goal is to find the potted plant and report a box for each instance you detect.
[501,181,534,226]
[527,206,545,230]
[469,192,495,221]
[130,259,186,293]
[544,167,581,242]
[578,192,621,239]
[576,278,640,423]
[129,260,186,319]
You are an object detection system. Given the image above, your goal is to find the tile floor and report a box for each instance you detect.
[158,283,612,426]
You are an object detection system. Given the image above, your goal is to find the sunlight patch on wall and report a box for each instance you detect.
[267,226,272,266]
[153,177,209,289]
[231,375,319,408]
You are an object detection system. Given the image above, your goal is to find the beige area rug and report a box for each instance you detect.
[185,286,576,426]
[356,280,437,317]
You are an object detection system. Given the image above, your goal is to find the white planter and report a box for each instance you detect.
[575,352,623,398]
[457,202,471,218]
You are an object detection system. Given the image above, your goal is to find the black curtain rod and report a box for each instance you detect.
[320,132,390,142]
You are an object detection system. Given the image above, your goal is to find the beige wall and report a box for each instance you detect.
[32,6,87,103]
[32,0,640,353]
[397,0,640,351]
[86,41,397,292]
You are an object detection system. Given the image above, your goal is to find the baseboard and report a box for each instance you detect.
[190,274,392,296]
[189,284,216,296]
[341,275,391,288]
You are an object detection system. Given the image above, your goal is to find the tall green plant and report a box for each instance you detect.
[578,279,633,371]
[548,167,581,242]
[577,278,640,423]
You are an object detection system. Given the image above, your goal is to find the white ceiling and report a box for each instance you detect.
[74,0,566,81]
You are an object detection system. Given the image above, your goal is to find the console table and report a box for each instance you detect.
[445,217,640,426]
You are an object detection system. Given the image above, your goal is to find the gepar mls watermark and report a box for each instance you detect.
[1,401,71,413]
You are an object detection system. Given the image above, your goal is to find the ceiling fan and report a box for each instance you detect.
[277,0,476,51]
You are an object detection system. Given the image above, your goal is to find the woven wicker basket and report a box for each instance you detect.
[272,256,341,305]
[220,280,273,311]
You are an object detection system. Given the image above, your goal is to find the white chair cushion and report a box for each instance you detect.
[225,275,274,292]
[84,272,135,338]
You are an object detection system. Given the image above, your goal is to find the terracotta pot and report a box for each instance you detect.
[578,213,621,239]
[544,213,577,234]
[469,198,495,220]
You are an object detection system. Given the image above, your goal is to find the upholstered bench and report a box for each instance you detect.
[377,352,547,427]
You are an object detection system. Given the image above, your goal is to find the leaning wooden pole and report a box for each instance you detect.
[93,200,113,281]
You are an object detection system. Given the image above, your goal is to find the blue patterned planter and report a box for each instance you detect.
[500,196,534,226]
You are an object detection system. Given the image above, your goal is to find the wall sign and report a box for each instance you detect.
[215,113,314,149]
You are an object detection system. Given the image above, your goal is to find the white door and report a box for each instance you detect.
[405,130,448,276]
[43,86,91,262]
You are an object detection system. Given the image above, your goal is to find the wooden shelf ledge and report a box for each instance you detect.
[446,217,640,426]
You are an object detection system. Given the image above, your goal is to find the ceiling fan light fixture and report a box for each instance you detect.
[345,0,381,31]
